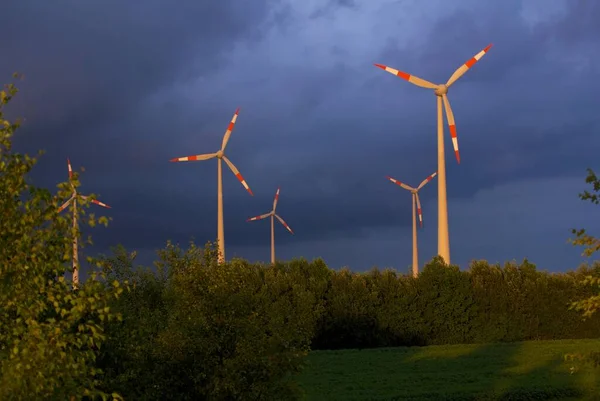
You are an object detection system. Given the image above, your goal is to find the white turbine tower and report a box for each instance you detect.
[170,108,253,263]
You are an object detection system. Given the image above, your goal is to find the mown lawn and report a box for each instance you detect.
[297,339,600,401]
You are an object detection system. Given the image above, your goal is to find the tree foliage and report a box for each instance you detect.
[98,242,323,400]
[570,168,600,318]
[95,243,600,399]
[309,258,600,350]
[0,77,124,400]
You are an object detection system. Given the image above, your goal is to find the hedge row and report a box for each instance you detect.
[96,243,600,400]
[309,256,600,349]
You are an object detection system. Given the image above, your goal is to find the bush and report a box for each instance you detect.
[0,78,123,400]
[99,242,323,400]
[310,258,600,350]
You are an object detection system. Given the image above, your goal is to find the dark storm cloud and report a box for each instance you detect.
[3,0,600,270]
[370,0,599,196]
[1,0,276,150]
[2,0,283,251]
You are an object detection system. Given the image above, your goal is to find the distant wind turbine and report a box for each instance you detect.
[58,158,111,288]
[170,108,253,264]
[387,172,437,278]
[375,44,492,264]
[247,187,294,264]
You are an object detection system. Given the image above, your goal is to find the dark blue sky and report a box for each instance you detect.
[2,0,599,274]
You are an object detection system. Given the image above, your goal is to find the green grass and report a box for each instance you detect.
[297,339,600,401]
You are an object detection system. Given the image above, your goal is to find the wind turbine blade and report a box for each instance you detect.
[221,108,240,152]
[442,94,460,163]
[275,214,294,235]
[273,187,280,212]
[247,212,271,222]
[417,172,438,191]
[67,158,75,191]
[415,193,423,228]
[80,195,111,209]
[386,176,415,191]
[170,153,217,162]
[67,158,73,179]
[446,44,492,87]
[222,156,253,196]
[58,196,74,213]
[374,64,437,89]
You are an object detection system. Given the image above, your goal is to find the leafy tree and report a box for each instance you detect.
[564,169,600,370]
[416,257,476,344]
[99,241,323,400]
[570,169,600,318]
[0,76,124,400]
[96,245,170,400]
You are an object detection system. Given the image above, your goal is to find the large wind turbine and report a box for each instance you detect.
[58,158,111,288]
[170,108,253,264]
[387,172,436,277]
[375,44,492,264]
[247,188,294,264]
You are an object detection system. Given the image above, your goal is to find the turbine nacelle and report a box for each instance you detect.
[434,84,448,97]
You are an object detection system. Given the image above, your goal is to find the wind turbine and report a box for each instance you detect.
[170,108,253,264]
[374,44,492,264]
[387,172,436,278]
[247,187,294,264]
[57,158,111,288]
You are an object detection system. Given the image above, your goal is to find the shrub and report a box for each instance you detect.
[0,77,123,400]
[99,242,323,400]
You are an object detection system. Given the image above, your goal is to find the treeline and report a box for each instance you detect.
[95,242,600,400]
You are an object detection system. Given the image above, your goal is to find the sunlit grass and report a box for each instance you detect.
[297,339,600,401]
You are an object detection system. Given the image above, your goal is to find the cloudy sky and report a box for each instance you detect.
[2,0,599,275]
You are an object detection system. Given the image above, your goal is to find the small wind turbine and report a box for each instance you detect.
[170,108,253,264]
[247,187,294,264]
[57,158,111,288]
[387,172,437,278]
[375,44,492,264]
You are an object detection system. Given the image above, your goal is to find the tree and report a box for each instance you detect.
[564,168,600,371]
[570,168,600,318]
[0,76,124,400]
[98,241,323,400]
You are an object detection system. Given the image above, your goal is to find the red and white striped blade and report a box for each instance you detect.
[58,196,74,213]
[386,176,414,191]
[67,158,73,179]
[374,64,437,89]
[80,195,111,209]
[417,172,437,191]
[222,156,253,196]
[446,44,493,87]
[442,94,460,164]
[247,212,271,222]
[415,193,423,228]
[221,108,240,152]
[170,153,217,162]
[273,187,280,212]
[275,214,294,235]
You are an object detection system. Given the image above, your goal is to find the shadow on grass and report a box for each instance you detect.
[298,340,600,401]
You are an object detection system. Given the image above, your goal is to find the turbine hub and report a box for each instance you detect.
[216,150,224,159]
[434,84,448,96]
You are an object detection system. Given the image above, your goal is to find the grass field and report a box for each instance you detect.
[297,339,600,401]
